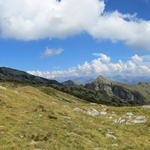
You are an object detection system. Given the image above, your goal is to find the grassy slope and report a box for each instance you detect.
[0,82,150,150]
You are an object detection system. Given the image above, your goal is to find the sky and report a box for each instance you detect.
[0,0,150,83]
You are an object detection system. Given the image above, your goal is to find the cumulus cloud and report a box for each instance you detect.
[0,0,104,40]
[40,48,63,58]
[131,54,143,63]
[93,53,110,63]
[0,0,150,51]
[27,53,150,83]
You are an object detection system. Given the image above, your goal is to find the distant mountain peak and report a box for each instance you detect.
[94,75,113,85]
[62,80,85,87]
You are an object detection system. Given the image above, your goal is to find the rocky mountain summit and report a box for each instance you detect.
[85,75,145,103]
[85,75,113,95]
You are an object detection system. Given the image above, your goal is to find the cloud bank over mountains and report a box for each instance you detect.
[28,53,150,83]
[0,0,150,51]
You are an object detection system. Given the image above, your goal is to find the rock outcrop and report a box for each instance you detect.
[84,75,145,104]
[85,75,113,95]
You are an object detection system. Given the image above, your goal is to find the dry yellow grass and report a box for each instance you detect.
[0,82,150,150]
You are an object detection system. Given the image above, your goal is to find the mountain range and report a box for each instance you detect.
[0,67,150,106]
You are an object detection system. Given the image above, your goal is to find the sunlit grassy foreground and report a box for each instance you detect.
[0,83,150,150]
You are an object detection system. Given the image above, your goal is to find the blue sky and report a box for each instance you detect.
[0,0,150,83]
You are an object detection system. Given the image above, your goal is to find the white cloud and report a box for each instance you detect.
[0,0,104,40]
[27,53,150,82]
[93,53,110,62]
[132,54,143,63]
[40,48,63,58]
[0,0,150,51]
[88,11,150,51]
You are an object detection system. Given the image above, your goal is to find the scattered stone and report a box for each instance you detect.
[126,112,133,116]
[73,107,82,112]
[100,105,106,108]
[112,143,118,147]
[52,102,57,104]
[67,132,74,135]
[0,86,6,90]
[98,128,102,131]
[62,116,72,120]
[14,90,19,94]
[30,140,37,145]
[143,105,150,108]
[100,111,107,115]
[106,116,113,120]
[114,113,147,125]
[131,116,146,124]
[86,109,99,116]
[131,119,146,124]
[19,135,25,139]
[114,117,126,124]
[39,114,43,117]
[67,132,78,136]
[90,103,97,105]
[28,121,32,124]
[74,107,99,116]
[136,116,146,120]
[24,110,29,113]
[106,133,117,140]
